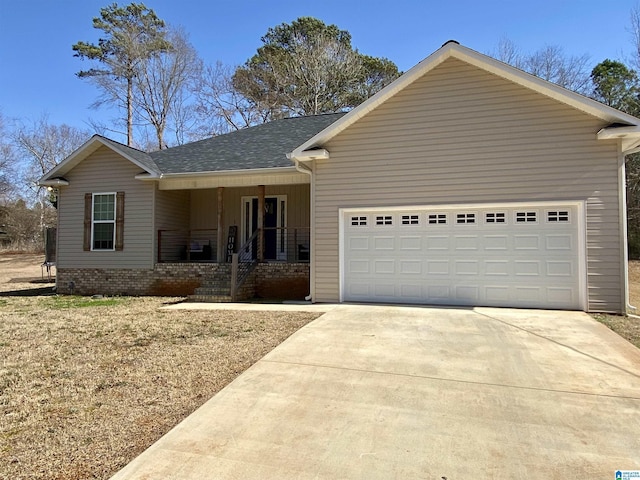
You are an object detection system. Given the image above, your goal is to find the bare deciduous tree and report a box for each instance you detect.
[133,27,200,149]
[0,112,17,201]
[491,38,591,94]
[193,62,272,136]
[12,116,89,235]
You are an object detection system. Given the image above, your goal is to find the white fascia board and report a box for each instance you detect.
[39,135,157,182]
[134,172,161,181]
[289,42,640,160]
[598,125,640,154]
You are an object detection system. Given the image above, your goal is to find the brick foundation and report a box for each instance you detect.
[56,262,310,299]
[254,263,310,300]
[57,263,220,296]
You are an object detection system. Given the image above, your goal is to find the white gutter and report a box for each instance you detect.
[38,178,69,187]
[158,166,299,178]
[293,157,315,302]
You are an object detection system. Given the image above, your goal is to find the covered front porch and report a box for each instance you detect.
[155,183,310,265]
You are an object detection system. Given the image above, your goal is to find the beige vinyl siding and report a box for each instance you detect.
[154,187,190,262]
[313,57,622,312]
[58,146,155,269]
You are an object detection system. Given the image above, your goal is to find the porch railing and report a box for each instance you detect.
[231,229,259,301]
[261,227,310,263]
[157,229,218,263]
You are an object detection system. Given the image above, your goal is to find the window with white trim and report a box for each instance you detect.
[83,191,124,252]
[92,193,116,250]
[401,214,419,225]
[351,216,367,226]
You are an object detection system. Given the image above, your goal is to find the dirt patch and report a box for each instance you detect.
[629,260,640,308]
[0,253,53,295]
[0,254,319,480]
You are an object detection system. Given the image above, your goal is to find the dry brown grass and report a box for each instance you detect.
[0,254,318,480]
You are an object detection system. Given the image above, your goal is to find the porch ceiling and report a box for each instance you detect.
[157,167,310,190]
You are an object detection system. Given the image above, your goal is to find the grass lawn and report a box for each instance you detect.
[1,254,640,479]
[0,254,318,480]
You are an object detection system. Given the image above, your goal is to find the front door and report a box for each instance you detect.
[242,196,287,260]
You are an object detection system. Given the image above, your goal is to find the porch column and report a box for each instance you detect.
[258,185,265,262]
[216,187,225,262]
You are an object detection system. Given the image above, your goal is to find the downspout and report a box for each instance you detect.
[621,145,638,314]
[293,158,314,302]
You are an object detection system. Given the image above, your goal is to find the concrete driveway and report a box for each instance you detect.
[111,305,640,479]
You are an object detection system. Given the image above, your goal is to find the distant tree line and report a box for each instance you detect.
[4,3,640,253]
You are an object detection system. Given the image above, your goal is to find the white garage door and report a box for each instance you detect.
[341,202,585,310]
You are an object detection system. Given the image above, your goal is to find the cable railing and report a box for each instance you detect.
[157,229,218,263]
[231,229,259,300]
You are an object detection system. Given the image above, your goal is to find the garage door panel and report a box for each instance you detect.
[347,259,370,274]
[546,261,573,276]
[427,260,450,275]
[484,260,509,276]
[514,235,540,250]
[545,234,573,250]
[454,235,480,250]
[514,260,541,276]
[400,284,423,298]
[484,285,510,302]
[399,236,421,250]
[348,236,369,250]
[399,260,422,274]
[454,285,479,302]
[546,288,575,306]
[373,236,395,250]
[426,236,449,250]
[484,235,509,250]
[343,203,582,309]
[374,284,396,297]
[454,260,480,275]
[374,259,395,274]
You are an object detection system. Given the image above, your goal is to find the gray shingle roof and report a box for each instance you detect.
[149,113,345,174]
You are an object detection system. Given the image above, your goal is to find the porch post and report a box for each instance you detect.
[258,185,265,262]
[216,187,225,262]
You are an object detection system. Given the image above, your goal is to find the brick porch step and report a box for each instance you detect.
[187,294,233,303]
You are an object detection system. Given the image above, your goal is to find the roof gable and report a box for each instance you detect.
[39,135,159,185]
[290,42,640,158]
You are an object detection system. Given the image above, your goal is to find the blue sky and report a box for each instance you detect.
[0,0,638,137]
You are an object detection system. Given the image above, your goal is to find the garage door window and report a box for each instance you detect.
[401,214,419,225]
[485,212,506,224]
[428,213,447,225]
[515,211,537,223]
[547,210,569,222]
[376,215,393,226]
[351,216,367,226]
[456,213,476,224]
